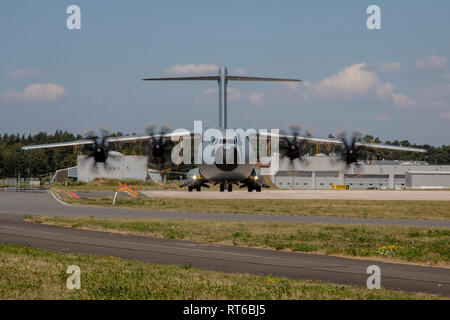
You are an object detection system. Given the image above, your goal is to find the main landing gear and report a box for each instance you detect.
[188,186,201,192]
[219,183,233,192]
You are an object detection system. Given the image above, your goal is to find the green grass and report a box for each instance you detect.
[27,216,450,266]
[62,196,450,221]
[0,244,444,300]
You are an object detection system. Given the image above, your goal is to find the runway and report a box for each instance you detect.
[142,189,450,201]
[0,190,449,296]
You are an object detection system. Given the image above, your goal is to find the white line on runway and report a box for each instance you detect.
[48,190,73,207]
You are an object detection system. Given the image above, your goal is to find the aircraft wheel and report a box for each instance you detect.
[256,186,262,192]
[196,186,201,192]
[219,184,225,192]
[188,186,193,192]
[248,186,253,192]
[228,184,233,192]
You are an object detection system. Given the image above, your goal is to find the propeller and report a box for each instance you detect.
[280,123,311,167]
[82,127,120,169]
[337,130,363,167]
[145,123,173,170]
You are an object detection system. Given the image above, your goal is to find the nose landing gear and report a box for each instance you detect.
[248,185,262,192]
[219,183,233,192]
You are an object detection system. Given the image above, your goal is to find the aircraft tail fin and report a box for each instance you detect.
[143,67,301,129]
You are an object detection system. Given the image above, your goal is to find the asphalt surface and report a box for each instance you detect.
[1,190,448,227]
[0,190,449,296]
[142,189,450,201]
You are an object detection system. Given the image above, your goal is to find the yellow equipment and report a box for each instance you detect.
[331,184,349,190]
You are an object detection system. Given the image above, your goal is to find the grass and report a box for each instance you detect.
[60,195,450,221]
[51,178,178,191]
[0,244,444,300]
[27,216,450,266]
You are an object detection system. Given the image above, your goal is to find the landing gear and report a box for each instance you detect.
[188,186,201,192]
[188,186,193,192]
[220,183,233,192]
[248,185,261,192]
[196,186,201,192]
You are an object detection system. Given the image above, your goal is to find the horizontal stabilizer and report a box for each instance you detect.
[143,76,219,81]
[143,75,301,82]
[226,76,301,82]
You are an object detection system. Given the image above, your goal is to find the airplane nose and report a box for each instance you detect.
[215,146,238,171]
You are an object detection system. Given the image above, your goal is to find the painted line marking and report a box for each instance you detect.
[62,191,73,198]
[49,190,73,207]
[69,192,80,199]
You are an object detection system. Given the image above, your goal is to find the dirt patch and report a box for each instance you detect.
[87,178,121,186]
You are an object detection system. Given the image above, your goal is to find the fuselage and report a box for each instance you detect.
[197,129,255,183]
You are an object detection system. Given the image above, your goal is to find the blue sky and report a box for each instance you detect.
[1,1,449,145]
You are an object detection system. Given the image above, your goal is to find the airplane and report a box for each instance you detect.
[22,66,426,192]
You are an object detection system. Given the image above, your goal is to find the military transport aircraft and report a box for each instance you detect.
[22,67,426,192]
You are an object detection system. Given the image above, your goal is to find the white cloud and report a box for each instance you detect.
[420,83,450,100]
[164,64,247,76]
[392,93,415,107]
[249,92,264,104]
[228,88,243,101]
[8,67,47,80]
[231,68,248,76]
[193,88,216,105]
[376,82,396,101]
[415,56,447,70]
[194,87,243,105]
[281,82,300,90]
[417,83,450,108]
[165,64,219,75]
[193,63,416,109]
[0,83,68,103]
[303,63,406,105]
[363,62,401,73]
[307,63,385,100]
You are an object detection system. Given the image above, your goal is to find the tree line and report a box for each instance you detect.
[0,131,449,178]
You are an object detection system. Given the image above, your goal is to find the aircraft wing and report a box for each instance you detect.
[256,132,427,153]
[106,129,195,143]
[21,129,194,151]
[21,140,95,150]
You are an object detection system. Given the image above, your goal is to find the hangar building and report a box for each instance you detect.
[272,154,450,190]
[77,155,148,182]
[405,171,450,189]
